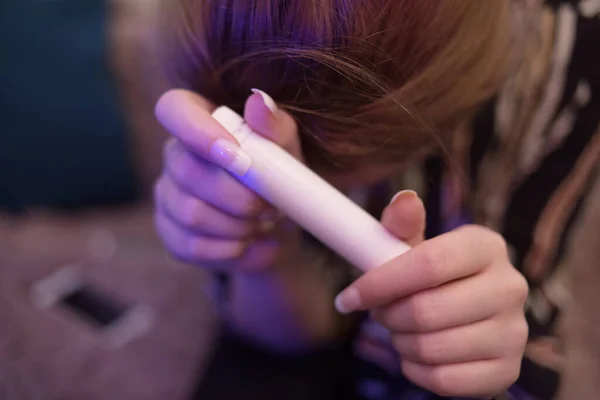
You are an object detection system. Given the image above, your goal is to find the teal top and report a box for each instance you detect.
[0,0,138,212]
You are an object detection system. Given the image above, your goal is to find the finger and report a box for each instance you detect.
[381,190,426,247]
[335,225,507,313]
[231,233,289,272]
[154,175,274,239]
[164,138,271,218]
[372,266,527,332]
[155,209,247,265]
[401,358,521,398]
[391,316,527,365]
[155,90,252,176]
[244,89,303,160]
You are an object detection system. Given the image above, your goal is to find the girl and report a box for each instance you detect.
[153,0,600,398]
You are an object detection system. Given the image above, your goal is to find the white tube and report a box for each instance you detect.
[212,106,410,272]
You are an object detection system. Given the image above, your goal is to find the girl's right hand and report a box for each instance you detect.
[153,89,303,271]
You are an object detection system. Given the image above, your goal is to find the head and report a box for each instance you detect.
[158,0,513,179]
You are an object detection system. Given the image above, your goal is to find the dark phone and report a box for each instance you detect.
[60,285,128,328]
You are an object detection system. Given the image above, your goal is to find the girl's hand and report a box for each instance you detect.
[153,89,302,271]
[336,192,528,398]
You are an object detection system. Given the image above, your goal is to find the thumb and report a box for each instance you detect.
[381,190,426,247]
[243,89,304,161]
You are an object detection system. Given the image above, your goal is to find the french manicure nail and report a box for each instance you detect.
[251,88,278,116]
[209,139,252,176]
[389,190,418,205]
[334,287,361,314]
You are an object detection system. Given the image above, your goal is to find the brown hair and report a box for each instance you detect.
[158,0,512,169]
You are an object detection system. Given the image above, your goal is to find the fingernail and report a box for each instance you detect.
[334,287,361,314]
[389,190,418,205]
[209,139,252,176]
[251,89,278,116]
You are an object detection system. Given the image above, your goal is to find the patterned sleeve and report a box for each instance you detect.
[556,169,600,399]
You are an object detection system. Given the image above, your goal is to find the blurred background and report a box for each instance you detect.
[0,1,218,399]
[2,1,599,400]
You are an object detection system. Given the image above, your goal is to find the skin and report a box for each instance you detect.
[153,89,529,398]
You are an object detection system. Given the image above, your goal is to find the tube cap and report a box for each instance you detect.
[212,107,245,139]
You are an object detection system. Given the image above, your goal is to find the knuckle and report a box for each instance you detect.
[427,367,456,397]
[490,359,522,393]
[502,270,529,307]
[168,247,192,265]
[229,194,263,217]
[489,231,509,257]
[162,236,190,264]
[360,276,384,308]
[507,318,529,352]
[456,224,482,238]
[491,231,508,252]
[179,197,205,228]
[153,177,166,202]
[504,358,522,387]
[375,304,398,328]
[370,308,385,325]
[188,238,246,262]
[224,242,247,260]
[512,273,530,305]
[162,137,178,162]
[154,212,205,265]
[461,224,490,236]
[185,238,210,263]
[408,294,437,331]
[154,214,168,244]
[414,244,451,286]
[168,243,193,265]
[235,221,259,238]
[215,179,263,217]
[154,212,172,242]
[413,334,445,364]
[465,225,508,256]
[157,229,195,264]
[168,149,195,185]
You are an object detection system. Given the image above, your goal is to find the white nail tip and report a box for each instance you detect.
[229,150,253,176]
[389,190,418,205]
[209,139,253,176]
[251,88,278,115]
[334,294,348,314]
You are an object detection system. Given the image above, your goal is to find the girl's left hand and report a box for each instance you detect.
[335,192,529,398]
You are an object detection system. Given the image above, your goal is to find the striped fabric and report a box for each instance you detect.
[353,1,600,399]
[207,1,600,399]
